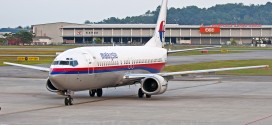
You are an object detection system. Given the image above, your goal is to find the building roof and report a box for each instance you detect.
[61,24,272,29]
[0,28,24,33]
[31,22,84,27]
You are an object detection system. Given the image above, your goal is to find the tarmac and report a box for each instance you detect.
[0,51,272,125]
[0,75,272,125]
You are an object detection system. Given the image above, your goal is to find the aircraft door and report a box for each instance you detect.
[83,53,94,75]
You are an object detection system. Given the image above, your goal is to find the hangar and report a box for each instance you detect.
[32,22,272,45]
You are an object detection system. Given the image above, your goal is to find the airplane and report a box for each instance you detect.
[4,0,269,106]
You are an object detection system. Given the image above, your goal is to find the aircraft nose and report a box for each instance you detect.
[49,74,66,90]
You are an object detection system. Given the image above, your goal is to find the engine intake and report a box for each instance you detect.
[141,74,168,95]
[46,79,60,92]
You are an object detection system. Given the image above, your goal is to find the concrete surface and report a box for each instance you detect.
[0,76,272,125]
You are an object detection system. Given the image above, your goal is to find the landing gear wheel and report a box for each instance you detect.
[146,94,151,98]
[64,95,73,106]
[138,88,144,98]
[97,89,103,97]
[89,90,96,97]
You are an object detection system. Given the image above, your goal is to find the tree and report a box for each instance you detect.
[230,38,237,46]
[0,38,6,45]
[16,26,23,29]
[16,31,33,45]
[94,38,102,44]
[84,20,91,24]
[24,26,31,30]
[97,2,272,25]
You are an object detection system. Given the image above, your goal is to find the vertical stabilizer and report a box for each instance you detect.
[145,0,168,48]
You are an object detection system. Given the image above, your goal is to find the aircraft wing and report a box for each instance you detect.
[167,46,221,54]
[158,65,268,77]
[3,62,50,72]
[124,65,269,80]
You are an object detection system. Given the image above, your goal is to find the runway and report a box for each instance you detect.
[0,76,272,125]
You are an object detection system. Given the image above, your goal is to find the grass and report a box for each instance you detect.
[164,60,272,76]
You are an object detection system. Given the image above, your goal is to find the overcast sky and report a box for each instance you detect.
[0,0,270,28]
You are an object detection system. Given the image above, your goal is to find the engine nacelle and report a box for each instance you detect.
[141,74,168,95]
[46,79,60,92]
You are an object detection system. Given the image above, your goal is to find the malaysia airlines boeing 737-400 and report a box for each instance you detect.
[4,0,268,106]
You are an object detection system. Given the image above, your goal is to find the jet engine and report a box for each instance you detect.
[46,79,60,92]
[141,74,168,95]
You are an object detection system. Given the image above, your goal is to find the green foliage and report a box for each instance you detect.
[16,31,33,45]
[0,38,6,45]
[84,20,92,24]
[230,38,237,46]
[2,31,33,45]
[97,2,272,25]
[94,38,102,44]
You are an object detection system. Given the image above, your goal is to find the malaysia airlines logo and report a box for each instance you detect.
[158,21,165,43]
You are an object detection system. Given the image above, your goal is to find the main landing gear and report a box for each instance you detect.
[89,88,103,97]
[63,89,103,106]
[138,88,151,98]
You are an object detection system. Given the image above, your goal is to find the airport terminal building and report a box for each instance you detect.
[32,22,272,45]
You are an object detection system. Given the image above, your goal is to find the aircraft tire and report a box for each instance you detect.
[138,88,144,98]
[64,97,69,106]
[64,96,73,106]
[97,89,103,97]
[89,90,96,97]
[146,94,151,98]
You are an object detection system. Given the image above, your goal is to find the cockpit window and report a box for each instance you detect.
[52,61,59,65]
[59,61,69,65]
[70,61,78,67]
[52,60,78,67]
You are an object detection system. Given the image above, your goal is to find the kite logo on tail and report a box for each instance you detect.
[158,21,165,43]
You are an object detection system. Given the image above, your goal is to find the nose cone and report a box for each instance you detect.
[49,73,66,90]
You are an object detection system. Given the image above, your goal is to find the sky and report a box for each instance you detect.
[0,0,270,28]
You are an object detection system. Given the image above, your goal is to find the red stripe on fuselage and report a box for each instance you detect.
[52,63,165,72]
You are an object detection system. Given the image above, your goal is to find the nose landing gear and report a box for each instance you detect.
[64,90,74,106]
[64,95,73,106]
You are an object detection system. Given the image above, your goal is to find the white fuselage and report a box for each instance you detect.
[49,46,168,91]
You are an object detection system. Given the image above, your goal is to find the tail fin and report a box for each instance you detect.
[145,0,168,48]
